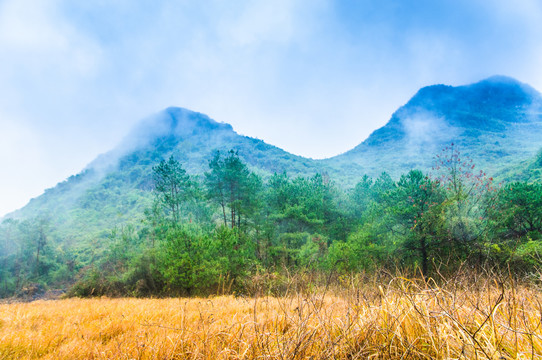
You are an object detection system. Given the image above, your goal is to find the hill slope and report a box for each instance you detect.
[5,76,542,246]
[7,107,325,243]
[326,75,542,181]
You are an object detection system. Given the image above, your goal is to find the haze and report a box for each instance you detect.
[1,0,541,216]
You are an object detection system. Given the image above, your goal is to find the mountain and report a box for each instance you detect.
[5,76,542,247]
[498,149,542,183]
[326,75,542,181]
[6,107,326,245]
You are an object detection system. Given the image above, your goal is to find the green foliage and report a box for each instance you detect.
[433,144,498,259]
[326,228,388,273]
[205,150,263,230]
[267,173,338,235]
[152,156,191,223]
[5,78,542,290]
[491,182,542,237]
[3,78,542,298]
[383,170,445,275]
[4,142,542,298]
[159,226,198,295]
[513,240,542,269]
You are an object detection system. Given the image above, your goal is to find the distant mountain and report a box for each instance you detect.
[5,76,542,246]
[90,106,321,176]
[326,75,542,181]
[7,107,325,243]
[498,149,542,183]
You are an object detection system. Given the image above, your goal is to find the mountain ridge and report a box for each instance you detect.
[327,75,542,180]
[4,76,542,239]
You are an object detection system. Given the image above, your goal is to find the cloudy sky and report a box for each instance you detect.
[1,0,542,216]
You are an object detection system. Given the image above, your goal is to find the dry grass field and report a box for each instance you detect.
[1,276,541,359]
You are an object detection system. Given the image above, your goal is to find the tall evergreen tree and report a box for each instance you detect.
[205,150,261,229]
[152,156,191,224]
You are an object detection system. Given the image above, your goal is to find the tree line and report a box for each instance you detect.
[1,145,542,298]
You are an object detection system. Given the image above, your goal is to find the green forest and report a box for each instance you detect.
[2,144,541,298]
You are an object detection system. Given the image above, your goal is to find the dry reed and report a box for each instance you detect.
[1,274,541,359]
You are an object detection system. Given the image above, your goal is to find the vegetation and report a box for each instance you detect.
[1,144,541,299]
[1,77,542,300]
[331,76,542,181]
[7,77,542,250]
[1,272,541,359]
[1,78,542,358]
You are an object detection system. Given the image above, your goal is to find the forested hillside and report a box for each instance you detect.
[1,76,542,298]
[328,76,542,181]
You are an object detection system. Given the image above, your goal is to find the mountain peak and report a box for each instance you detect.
[465,75,540,100]
[339,75,542,176]
[8,76,542,238]
[121,107,233,149]
[158,107,233,134]
[477,75,523,85]
[86,107,235,173]
[407,76,539,108]
[402,75,541,119]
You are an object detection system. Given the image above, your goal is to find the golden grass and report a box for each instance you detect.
[1,277,542,359]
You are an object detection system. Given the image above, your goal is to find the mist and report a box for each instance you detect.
[1,0,542,216]
[401,111,460,161]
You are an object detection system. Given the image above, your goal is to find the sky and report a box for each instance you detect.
[1,0,542,216]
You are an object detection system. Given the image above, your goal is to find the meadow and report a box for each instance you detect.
[1,274,541,359]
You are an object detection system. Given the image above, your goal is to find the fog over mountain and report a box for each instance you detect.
[2,0,542,217]
[328,76,542,180]
[5,76,542,243]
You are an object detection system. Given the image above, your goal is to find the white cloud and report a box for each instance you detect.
[0,0,65,50]
[1,0,542,216]
[0,112,46,216]
[0,0,102,75]
[220,0,296,47]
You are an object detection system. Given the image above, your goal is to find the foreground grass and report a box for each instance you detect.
[1,277,542,359]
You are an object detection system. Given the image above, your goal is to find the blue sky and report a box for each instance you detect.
[1,0,542,216]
